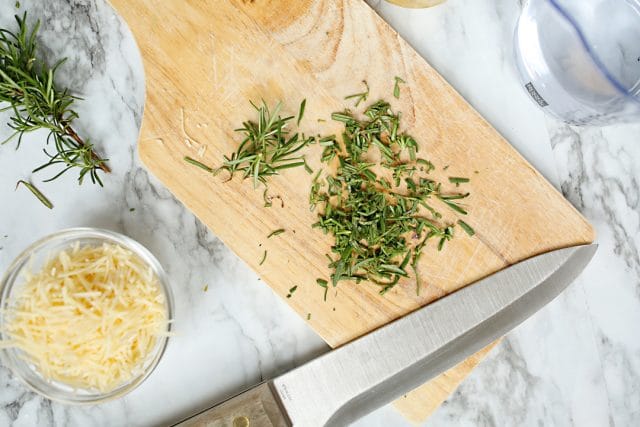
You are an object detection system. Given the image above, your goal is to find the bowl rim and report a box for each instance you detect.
[0,227,174,405]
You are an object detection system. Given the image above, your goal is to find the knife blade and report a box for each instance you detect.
[176,244,597,427]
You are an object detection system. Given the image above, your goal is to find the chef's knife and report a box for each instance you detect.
[175,244,597,427]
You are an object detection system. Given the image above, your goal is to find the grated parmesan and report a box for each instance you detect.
[0,243,169,393]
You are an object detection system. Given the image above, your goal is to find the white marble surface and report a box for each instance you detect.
[0,0,638,426]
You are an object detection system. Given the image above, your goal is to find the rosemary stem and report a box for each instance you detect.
[62,124,110,173]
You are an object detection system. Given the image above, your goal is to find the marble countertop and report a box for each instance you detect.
[0,0,638,426]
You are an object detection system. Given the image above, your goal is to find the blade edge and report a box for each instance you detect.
[274,245,597,427]
[328,244,596,425]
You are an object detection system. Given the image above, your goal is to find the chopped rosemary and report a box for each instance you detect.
[286,285,297,298]
[458,220,475,236]
[438,194,469,215]
[344,80,369,107]
[311,98,472,295]
[307,313,311,320]
[449,176,470,187]
[1,13,109,185]
[316,278,328,301]
[297,99,306,126]
[15,180,52,209]
[393,76,405,99]
[417,158,435,172]
[267,228,285,238]
[201,100,314,188]
[184,156,214,173]
[259,250,267,266]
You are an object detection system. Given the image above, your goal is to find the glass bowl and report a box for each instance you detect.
[0,228,174,405]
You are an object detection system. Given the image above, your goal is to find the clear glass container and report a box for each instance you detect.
[0,228,174,404]
[514,0,640,126]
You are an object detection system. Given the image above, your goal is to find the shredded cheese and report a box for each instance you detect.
[0,242,169,393]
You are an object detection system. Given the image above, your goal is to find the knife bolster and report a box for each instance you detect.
[174,382,290,427]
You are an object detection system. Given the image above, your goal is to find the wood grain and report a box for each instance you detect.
[108,0,594,423]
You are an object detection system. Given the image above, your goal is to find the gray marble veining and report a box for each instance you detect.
[548,120,640,427]
[0,0,638,426]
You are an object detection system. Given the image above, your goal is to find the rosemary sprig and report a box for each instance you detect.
[311,99,472,295]
[0,13,109,185]
[215,100,313,188]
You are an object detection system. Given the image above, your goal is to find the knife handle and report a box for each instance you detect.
[174,382,290,427]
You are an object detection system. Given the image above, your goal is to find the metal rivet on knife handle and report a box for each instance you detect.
[233,416,249,427]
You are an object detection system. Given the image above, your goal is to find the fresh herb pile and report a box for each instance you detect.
[0,13,109,194]
[310,97,472,295]
[185,79,474,297]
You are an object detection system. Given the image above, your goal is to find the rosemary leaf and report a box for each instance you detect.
[344,80,369,107]
[458,220,475,236]
[286,285,298,298]
[267,228,285,238]
[449,176,470,187]
[259,250,267,266]
[297,99,306,126]
[316,278,328,301]
[439,196,468,215]
[15,180,52,209]
[184,156,214,173]
[393,76,405,99]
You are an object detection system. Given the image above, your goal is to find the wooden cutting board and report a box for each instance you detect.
[108,0,594,423]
